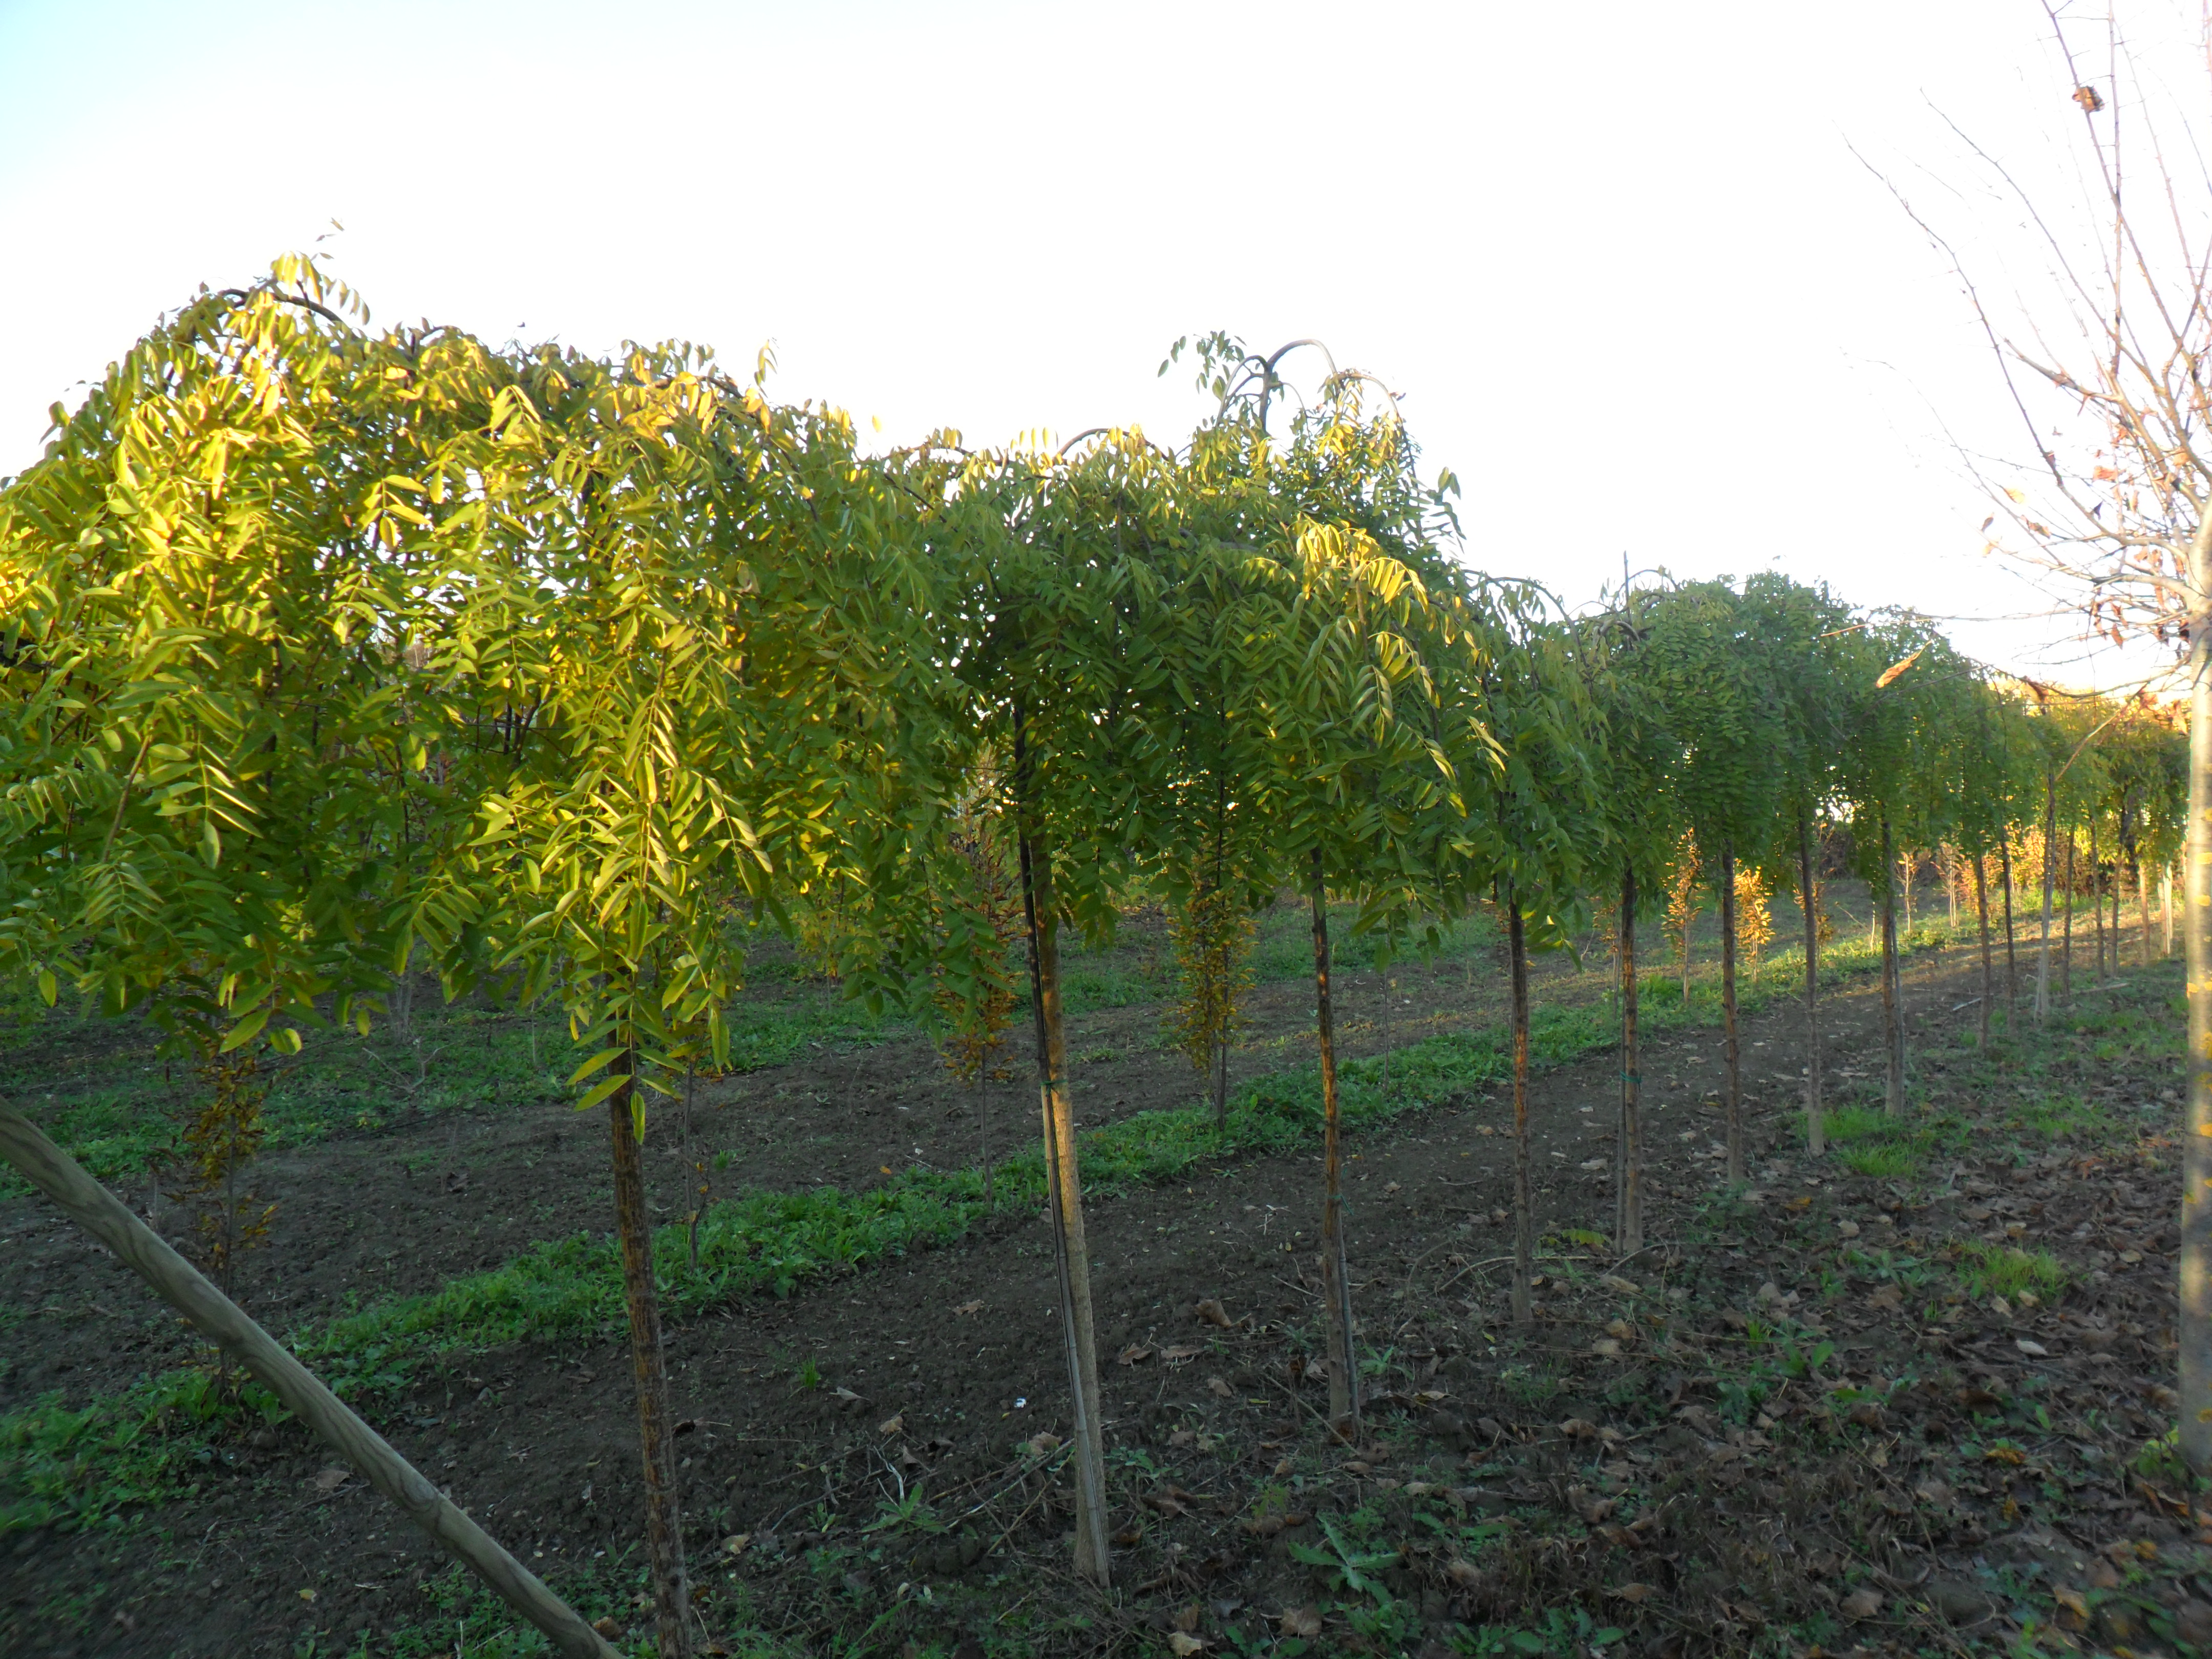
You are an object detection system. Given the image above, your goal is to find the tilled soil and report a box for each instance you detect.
[10,933,2159,1658]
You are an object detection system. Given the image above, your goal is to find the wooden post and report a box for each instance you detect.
[607,1048,692,1659]
[1308,849,1358,1435]
[0,1099,620,1659]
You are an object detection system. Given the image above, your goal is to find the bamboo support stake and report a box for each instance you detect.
[0,1098,620,1659]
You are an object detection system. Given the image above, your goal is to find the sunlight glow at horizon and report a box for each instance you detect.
[1,0,2192,689]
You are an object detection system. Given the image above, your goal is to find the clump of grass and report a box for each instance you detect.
[1840,1143,1921,1178]
[1955,1240,2068,1302]
[1822,1106,1891,1145]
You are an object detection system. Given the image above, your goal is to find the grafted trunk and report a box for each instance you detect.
[608,1048,692,1659]
[1719,844,1743,1182]
[1799,815,1823,1155]
[1014,720,1111,1584]
[1509,889,1535,1320]
[1309,850,1358,1435]
[1617,864,1643,1248]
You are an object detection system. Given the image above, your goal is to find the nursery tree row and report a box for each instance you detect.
[0,266,2190,1647]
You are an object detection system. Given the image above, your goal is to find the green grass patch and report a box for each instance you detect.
[1839,1142,1921,1178]
[1955,1241,2069,1302]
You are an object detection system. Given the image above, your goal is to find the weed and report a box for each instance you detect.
[1955,1241,2068,1302]
[1285,1512,1401,1600]
[1840,1142,1920,1178]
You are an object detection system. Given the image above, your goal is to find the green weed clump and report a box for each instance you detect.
[1955,1240,2068,1302]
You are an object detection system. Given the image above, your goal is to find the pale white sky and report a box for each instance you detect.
[2,0,2195,684]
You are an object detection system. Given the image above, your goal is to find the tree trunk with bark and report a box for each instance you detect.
[2063,828,2076,999]
[1974,855,1994,1048]
[2181,620,2212,1476]
[1308,851,1358,1436]
[2036,777,2057,1023]
[1719,844,1743,1182]
[2000,839,2019,1014]
[607,1049,692,1659]
[1880,818,1904,1117]
[1799,816,1824,1155]
[1011,712,1111,1583]
[1509,889,1536,1321]
[1617,864,1643,1249]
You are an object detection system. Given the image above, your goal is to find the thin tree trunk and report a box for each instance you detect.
[1719,845,1743,1182]
[2165,859,2176,958]
[0,1102,622,1658]
[2140,858,2154,968]
[1308,850,1358,1434]
[2092,819,2105,977]
[2036,776,2057,1023]
[608,1047,692,1659]
[2064,828,2077,998]
[1211,1037,1229,1133]
[1880,818,1904,1117]
[1509,887,1535,1321]
[1017,815,1112,1583]
[1799,816,1823,1155]
[1617,864,1643,1249]
[2000,838,2018,1014]
[1009,712,1110,1583]
[979,1072,993,1207]
[1945,846,1958,932]
[1974,855,1993,1049]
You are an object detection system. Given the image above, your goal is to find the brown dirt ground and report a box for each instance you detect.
[2,920,2199,1658]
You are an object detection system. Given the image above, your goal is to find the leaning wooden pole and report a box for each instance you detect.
[1308,848,1359,1435]
[0,1099,621,1659]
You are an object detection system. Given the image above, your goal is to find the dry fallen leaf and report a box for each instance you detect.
[1279,1606,1324,1637]
[1836,1219,1861,1238]
[953,1300,984,1316]
[722,1533,752,1557]
[1610,1583,1654,1604]
[1913,1479,1952,1506]
[1445,1557,1481,1587]
[2053,1585,2090,1618]
[1590,1338,1623,1358]
[2015,1337,2050,1357]
[1160,1345,1204,1365]
[1206,1375,1236,1399]
[878,1413,905,1436]
[1866,1283,1903,1311]
[1605,1318,1634,1340]
[1173,1604,1203,1633]
[296,1588,316,1603]
[1118,1344,1154,1366]
[1025,1432,1062,1458]
[1559,1417,1600,1440]
[312,1467,349,1492]
[1599,1273,1640,1296]
[1195,1298,1234,1328]
[592,1617,623,1638]
[1167,1635,1206,1656]
[1840,1587,1883,1620]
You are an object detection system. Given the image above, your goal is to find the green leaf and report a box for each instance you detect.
[566,1048,626,1087]
[36,970,56,1007]
[218,1008,271,1053]
[574,1072,629,1112]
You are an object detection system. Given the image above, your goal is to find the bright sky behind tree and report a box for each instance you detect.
[1,0,2194,684]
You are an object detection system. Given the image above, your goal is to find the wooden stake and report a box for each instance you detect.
[0,1099,620,1659]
